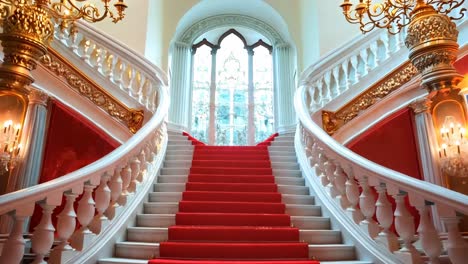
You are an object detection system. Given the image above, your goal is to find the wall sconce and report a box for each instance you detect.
[439,116,468,177]
[0,120,21,172]
[0,93,26,173]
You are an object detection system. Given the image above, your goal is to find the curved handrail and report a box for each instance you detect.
[0,86,168,215]
[0,20,171,264]
[296,86,468,212]
[295,84,468,263]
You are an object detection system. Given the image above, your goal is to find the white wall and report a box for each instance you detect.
[91,0,361,74]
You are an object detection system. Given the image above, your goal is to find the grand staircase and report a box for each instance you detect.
[99,131,372,264]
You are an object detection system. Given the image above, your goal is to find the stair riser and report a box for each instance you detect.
[300,230,342,244]
[127,228,168,243]
[115,243,158,259]
[309,245,356,261]
[137,215,175,227]
[292,217,330,230]
[154,185,308,195]
[144,203,320,216]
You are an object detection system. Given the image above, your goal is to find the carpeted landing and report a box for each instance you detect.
[149,144,319,264]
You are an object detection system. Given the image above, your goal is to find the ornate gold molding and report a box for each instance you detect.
[40,48,144,133]
[322,62,418,135]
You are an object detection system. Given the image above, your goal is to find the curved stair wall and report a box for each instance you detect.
[0,21,170,264]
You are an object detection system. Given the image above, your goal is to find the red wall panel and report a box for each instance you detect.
[346,107,423,180]
[39,100,120,183]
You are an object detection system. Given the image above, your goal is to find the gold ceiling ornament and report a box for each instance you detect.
[40,49,144,133]
[0,0,127,96]
[322,62,418,135]
[340,0,466,96]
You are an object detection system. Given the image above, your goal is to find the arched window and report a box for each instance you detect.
[191,29,274,145]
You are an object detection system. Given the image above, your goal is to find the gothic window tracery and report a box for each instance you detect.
[191,29,274,145]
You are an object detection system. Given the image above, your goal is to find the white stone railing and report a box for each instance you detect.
[295,85,468,264]
[301,18,467,113]
[53,21,167,113]
[300,28,408,112]
[0,22,170,263]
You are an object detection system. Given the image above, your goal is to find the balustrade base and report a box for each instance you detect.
[70,229,96,251]
[49,246,78,264]
[394,249,423,264]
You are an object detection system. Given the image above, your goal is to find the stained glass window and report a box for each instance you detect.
[216,34,248,145]
[191,44,211,143]
[253,45,274,143]
[191,30,274,146]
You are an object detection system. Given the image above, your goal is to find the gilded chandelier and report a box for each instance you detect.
[340,0,466,34]
[0,0,127,95]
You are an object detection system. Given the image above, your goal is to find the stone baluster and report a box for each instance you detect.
[393,193,421,264]
[68,27,80,52]
[77,37,91,62]
[416,204,442,264]
[358,176,379,238]
[89,45,103,69]
[324,159,337,196]
[323,73,332,104]
[344,167,364,223]
[332,67,341,96]
[102,52,115,78]
[315,80,324,107]
[370,42,379,68]
[310,141,320,167]
[317,154,330,187]
[359,49,370,76]
[130,70,143,98]
[90,173,112,234]
[112,58,124,85]
[31,200,58,263]
[442,217,468,264]
[106,169,123,220]
[350,55,360,84]
[121,64,134,92]
[375,183,399,252]
[380,33,391,60]
[340,62,350,92]
[333,165,350,209]
[73,183,97,251]
[129,156,141,193]
[49,192,79,263]
[119,165,132,206]
[138,149,147,182]
[140,79,151,107]
[308,87,317,111]
[0,210,31,264]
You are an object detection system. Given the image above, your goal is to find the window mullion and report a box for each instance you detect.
[247,47,255,146]
[208,47,218,145]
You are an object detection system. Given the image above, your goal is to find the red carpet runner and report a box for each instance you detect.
[149,143,319,264]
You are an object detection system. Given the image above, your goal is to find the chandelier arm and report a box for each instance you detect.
[59,0,110,23]
[428,0,466,20]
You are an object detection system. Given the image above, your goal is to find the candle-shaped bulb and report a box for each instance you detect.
[442,143,448,157]
[450,122,454,134]
[456,141,461,155]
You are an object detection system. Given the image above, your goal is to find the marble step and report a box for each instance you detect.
[167,145,195,151]
[143,202,321,216]
[99,259,372,264]
[125,227,341,245]
[113,242,355,261]
[153,183,309,195]
[157,175,305,186]
[166,150,194,156]
[148,192,315,205]
[168,140,192,146]
[269,150,297,157]
[269,146,296,152]
[163,160,299,170]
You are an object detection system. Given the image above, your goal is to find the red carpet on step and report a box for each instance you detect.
[149,135,319,264]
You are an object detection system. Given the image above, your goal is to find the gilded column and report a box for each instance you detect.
[168,41,192,131]
[8,89,49,192]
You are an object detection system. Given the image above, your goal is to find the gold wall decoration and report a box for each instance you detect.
[40,48,144,133]
[322,63,418,135]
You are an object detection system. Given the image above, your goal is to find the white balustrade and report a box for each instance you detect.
[295,84,468,263]
[53,21,167,113]
[0,20,169,263]
[300,28,409,111]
